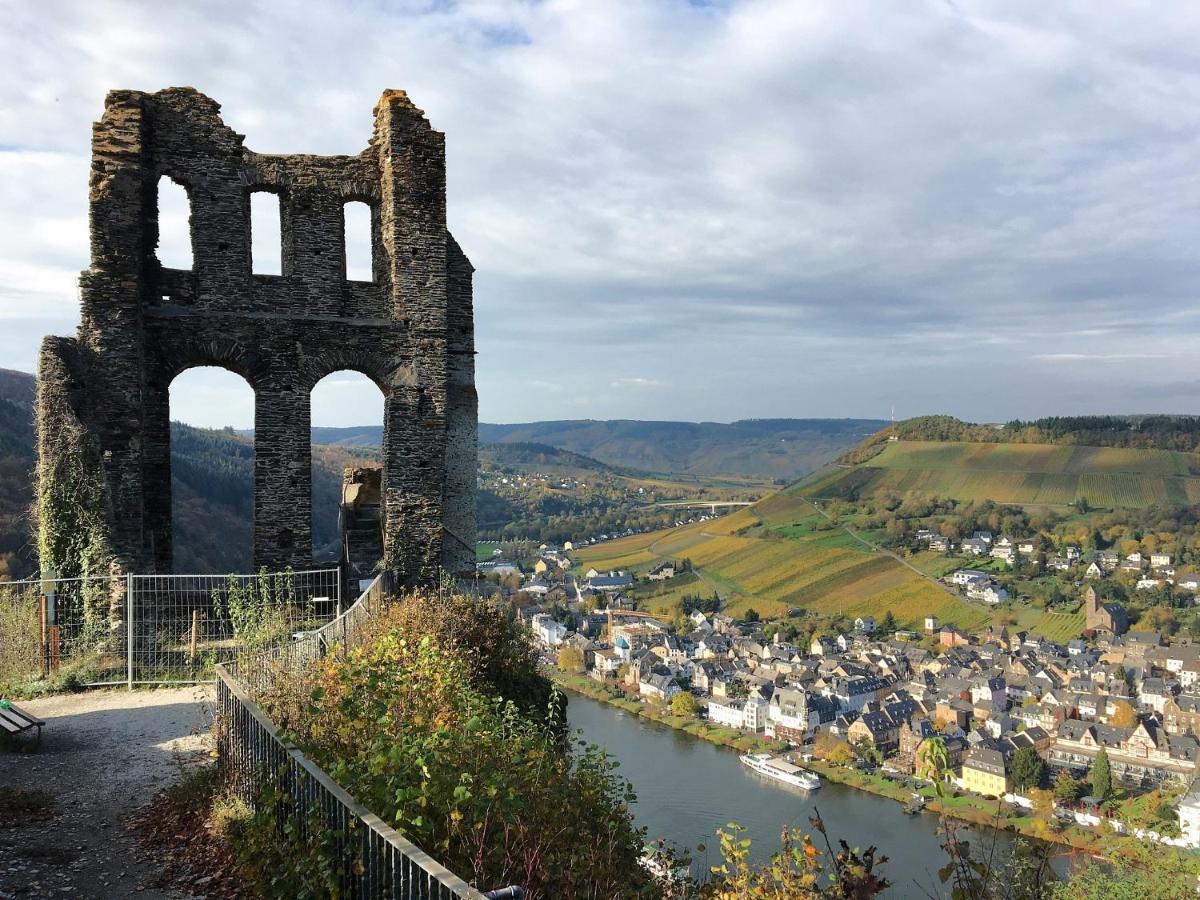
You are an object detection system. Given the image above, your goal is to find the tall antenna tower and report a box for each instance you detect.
[889,405,898,442]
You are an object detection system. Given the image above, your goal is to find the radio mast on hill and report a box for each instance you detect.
[889,405,898,442]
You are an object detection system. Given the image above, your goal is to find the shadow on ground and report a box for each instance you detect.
[0,687,214,898]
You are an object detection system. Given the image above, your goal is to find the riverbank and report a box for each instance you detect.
[554,671,787,754]
[552,671,1200,875]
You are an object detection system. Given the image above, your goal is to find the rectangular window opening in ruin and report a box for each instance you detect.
[250,191,283,276]
[344,200,373,282]
[157,176,193,270]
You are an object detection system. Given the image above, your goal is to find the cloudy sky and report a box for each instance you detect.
[3,1,1200,428]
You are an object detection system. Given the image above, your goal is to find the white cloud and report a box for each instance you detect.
[1032,353,1169,362]
[610,377,663,389]
[3,1,1200,423]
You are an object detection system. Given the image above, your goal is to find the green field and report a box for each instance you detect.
[800,440,1200,509]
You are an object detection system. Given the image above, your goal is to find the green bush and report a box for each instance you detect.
[260,591,653,898]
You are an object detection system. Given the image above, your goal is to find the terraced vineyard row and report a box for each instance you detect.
[577,512,1021,632]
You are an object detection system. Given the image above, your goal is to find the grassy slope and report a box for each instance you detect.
[577,489,1020,634]
[801,440,1200,509]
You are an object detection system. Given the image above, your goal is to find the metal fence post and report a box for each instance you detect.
[126,572,134,690]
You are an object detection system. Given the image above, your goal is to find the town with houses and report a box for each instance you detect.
[482,537,1200,853]
[917,526,1200,607]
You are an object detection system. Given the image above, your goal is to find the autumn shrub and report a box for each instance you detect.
[702,817,888,899]
[362,589,556,725]
[259,591,653,899]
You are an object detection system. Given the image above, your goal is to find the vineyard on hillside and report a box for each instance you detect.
[577,503,1025,633]
[801,440,1200,509]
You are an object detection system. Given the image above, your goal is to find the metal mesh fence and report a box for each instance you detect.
[0,567,340,690]
[0,574,128,688]
[129,568,341,685]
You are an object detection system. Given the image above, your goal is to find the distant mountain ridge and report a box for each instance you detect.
[481,441,621,474]
[0,368,881,575]
[311,418,887,481]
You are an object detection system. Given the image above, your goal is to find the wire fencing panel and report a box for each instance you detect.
[129,568,341,684]
[0,574,127,688]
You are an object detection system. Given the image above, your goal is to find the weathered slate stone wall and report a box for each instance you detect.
[36,87,476,584]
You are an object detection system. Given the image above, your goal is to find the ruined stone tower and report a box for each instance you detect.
[36,88,476,586]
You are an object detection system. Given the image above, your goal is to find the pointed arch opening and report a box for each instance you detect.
[156,176,192,269]
[168,366,255,573]
[310,371,385,578]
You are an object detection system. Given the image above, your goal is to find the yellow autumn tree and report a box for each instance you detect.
[556,646,585,674]
[1109,700,1137,728]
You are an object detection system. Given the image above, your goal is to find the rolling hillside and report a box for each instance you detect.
[576,485,1083,639]
[800,440,1200,509]
[311,418,885,482]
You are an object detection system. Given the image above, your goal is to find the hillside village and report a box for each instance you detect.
[495,540,1200,852]
[923,527,1200,612]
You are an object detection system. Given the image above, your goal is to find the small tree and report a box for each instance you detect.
[812,731,842,760]
[556,646,585,674]
[1029,787,1054,818]
[880,610,897,634]
[917,736,951,787]
[1054,770,1087,804]
[828,742,855,768]
[743,607,761,623]
[1027,788,1057,839]
[1009,747,1046,792]
[671,691,698,717]
[1091,746,1112,801]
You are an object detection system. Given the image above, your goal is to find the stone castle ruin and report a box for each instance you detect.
[36,88,476,591]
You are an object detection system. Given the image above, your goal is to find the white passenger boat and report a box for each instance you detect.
[739,753,820,790]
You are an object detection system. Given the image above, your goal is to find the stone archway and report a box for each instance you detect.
[36,88,477,587]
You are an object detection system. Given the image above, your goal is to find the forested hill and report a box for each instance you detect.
[840,414,1200,466]
[313,418,886,481]
[0,369,36,578]
[0,371,871,574]
[170,426,373,573]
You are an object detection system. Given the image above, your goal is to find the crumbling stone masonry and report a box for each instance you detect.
[36,87,477,588]
[340,466,385,599]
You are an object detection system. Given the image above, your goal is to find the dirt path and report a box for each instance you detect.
[0,687,214,899]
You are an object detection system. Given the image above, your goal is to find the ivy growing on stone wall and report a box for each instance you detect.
[34,385,116,632]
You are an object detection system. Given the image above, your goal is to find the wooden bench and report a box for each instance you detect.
[0,700,44,747]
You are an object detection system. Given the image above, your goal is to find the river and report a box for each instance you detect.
[566,691,1072,894]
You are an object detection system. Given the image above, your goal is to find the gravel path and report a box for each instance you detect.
[0,687,214,899]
